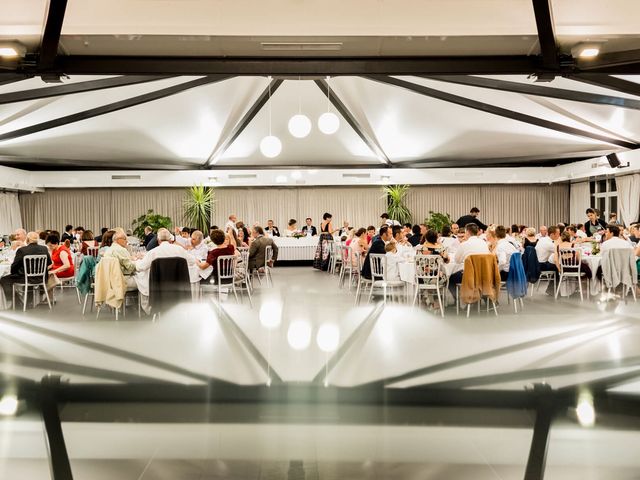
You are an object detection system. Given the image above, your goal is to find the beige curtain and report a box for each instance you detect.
[615,174,640,226]
[0,192,23,234]
[406,184,569,227]
[569,182,590,225]
[19,188,188,233]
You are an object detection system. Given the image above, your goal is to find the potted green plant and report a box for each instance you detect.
[183,185,214,233]
[425,210,453,233]
[382,184,412,224]
[132,209,173,239]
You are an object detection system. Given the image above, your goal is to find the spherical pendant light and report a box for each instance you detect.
[288,114,312,138]
[318,112,340,135]
[260,135,282,158]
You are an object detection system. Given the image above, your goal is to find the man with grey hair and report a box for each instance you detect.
[104,230,137,289]
[134,228,199,309]
[1,231,51,305]
[174,229,208,259]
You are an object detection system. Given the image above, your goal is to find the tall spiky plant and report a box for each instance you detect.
[382,184,412,224]
[183,185,214,233]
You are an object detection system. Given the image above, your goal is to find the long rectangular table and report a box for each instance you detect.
[273,236,318,261]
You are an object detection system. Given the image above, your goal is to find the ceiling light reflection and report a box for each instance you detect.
[316,323,340,352]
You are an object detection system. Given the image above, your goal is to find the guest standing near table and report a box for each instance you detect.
[585,208,607,238]
[313,213,335,271]
[456,207,488,232]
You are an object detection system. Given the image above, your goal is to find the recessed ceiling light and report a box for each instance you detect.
[0,47,18,57]
[579,47,600,58]
[0,42,26,58]
[572,43,601,59]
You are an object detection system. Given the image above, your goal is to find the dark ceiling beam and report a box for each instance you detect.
[424,75,640,110]
[365,75,639,150]
[204,78,283,167]
[570,74,640,98]
[42,54,545,76]
[0,75,233,143]
[39,0,69,72]
[0,75,174,105]
[576,48,640,71]
[531,0,559,71]
[315,78,392,165]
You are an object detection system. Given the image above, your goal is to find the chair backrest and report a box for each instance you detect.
[237,246,249,254]
[87,246,100,258]
[265,245,273,265]
[342,245,351,262]
[558,248,581,271]
[217,255,237,283]
[601,248,638,288]
[414,254,442,280]
[22,255,49,283]
[369,253,386,281]
[149,257,191,313]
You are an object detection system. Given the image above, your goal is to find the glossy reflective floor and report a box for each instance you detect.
[0,266,639,479]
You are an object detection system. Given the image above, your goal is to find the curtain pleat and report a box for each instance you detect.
[19,184,569,234]
[615,174,640,226]
[569,182,590,225]
[0,193,23,234]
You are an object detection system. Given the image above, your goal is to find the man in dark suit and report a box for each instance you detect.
[301,218,317,236]
[264,219,280,237]
[0,232,52,304]
[456,207,488,231]
[61,225,74,244]
[361,225,392,280]
[94,227,108,244]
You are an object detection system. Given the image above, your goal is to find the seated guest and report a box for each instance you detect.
[629,224,640,244]
[74,227,85,242]
[265,220,280,237]
[142,226,155,248]
[301,218,317,237]
[362,225,392,279]
[248,226,278,271]
[402,223,413,237]
[494,225,518,281]
[537,225,548,239]
[95,227,108,244]
[450,223,460,236]
[609,212,622,226]
[366,226,376,244]
[554,231,592,279]
[37,230,48,246]
[448,223,490,297]
[180,227,191,239]
[339,220,351,237]
[13,228,27,246]
[125,229,139,245]
[350,228,368,266]
[408,225,422,247]
[384,242,404,281]
[99,230,115,256]
[456,207,488,231]
[422,229,449,263]
[585,208,607,238]
[380,213,400,227]
[392,225,413,257]
[80,230,97,255]
[535,225,560,272]
[0,232,51,306]
[175,230,209,260]
[524,228,538,248]
[196,229,236,280]
[285,219,298,237]
[47,234,75,279]
[439,225,459,255]
[104,231,137,289]
[575,223,587,239]
[61,225,74,244]
[601,224,633,253]
[237,228,250,248]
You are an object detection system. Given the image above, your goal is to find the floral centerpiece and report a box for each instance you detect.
[292,230,306,239]
[591,240,600,255]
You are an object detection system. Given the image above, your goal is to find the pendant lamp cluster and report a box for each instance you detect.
[260,77,340,158]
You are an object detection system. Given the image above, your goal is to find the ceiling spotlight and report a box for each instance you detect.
[0,394,19,416]
[318,112,340,135]
[576,393,596,427]
[0,42,26,58]
[259,135,282,158]
[572,43,601,59]
[288,114,312,138]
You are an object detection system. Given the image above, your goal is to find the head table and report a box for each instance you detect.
[272,236,318,261]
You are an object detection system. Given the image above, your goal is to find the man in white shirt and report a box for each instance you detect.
[495,225,518,280]
[225,214,238,234]
[537,225,548,239]
[535,225,560,271]
[447,224,490,297]
[600,224,633,253]
[391,225,414,257]
[134,228,199,300]
[174,229,209,261]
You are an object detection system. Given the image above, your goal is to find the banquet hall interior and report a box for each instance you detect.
[2,1,640,479]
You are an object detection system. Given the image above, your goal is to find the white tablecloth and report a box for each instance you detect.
[273,237,318,261]
[399,261,456,285]
[0,263,11,310]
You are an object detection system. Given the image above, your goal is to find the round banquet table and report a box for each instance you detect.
[0,262,11,310]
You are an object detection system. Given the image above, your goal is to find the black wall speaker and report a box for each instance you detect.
[606,153,621,168]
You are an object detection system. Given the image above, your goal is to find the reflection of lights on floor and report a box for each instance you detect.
[287,320,312,350]
[260,299,282,330]
[317,323,340,352]
[576,392,596,427]
[0,395,18,416]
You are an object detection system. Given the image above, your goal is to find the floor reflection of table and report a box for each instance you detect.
[273,237,318,261]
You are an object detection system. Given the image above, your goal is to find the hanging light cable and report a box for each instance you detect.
[260,77,282,158]
[318,76,340,135]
